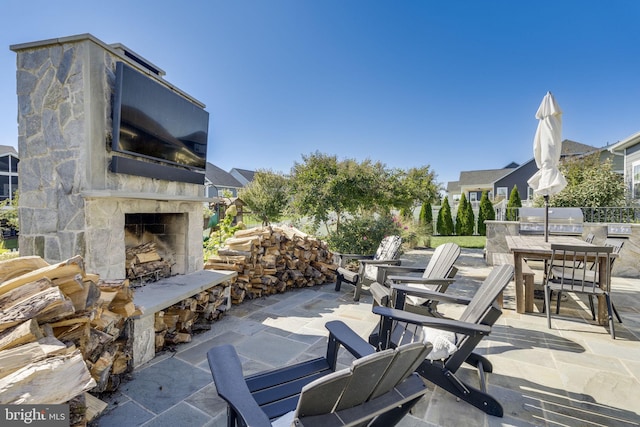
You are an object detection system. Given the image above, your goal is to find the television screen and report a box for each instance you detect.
[112,62,209,170]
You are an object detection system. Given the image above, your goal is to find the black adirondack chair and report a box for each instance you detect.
[369,264,514,417]
[207,320,431,427]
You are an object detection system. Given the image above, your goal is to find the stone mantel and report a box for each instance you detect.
[81,190,210,203]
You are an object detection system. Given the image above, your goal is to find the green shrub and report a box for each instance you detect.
[477,191,495,235]
[327,215,401,254]
[436,198,454,236]
[455,193,474,235]
[506,185,522,221]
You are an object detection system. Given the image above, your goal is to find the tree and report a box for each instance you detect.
[547,154,625,207]
[506,185,522,221]
[455,193,474,235]
[477,191,495,236]
[239,169,289,226]
[436,197,454,235]
[463,195,475,235]
[290,152,386,233]
[388,166,440,213]
[418,201,433,234]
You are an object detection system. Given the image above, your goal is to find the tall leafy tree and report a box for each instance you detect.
[436,197,454,235]
[239,169,289,226]
[477,191,495,235]
[289,152,387,233]
[506,185,522,221]
[548,155,625,207]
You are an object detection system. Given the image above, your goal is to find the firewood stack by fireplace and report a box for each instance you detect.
[0,255,139,425]
[204,225,338,303]
[125,241,172,285]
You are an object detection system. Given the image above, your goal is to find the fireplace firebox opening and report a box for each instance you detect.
[124,213,187,285]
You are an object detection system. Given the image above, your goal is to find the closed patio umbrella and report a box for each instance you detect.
[527,92,567,242]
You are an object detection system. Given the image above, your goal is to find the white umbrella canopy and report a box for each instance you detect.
[527,92,567,197]
[527,92,567,241]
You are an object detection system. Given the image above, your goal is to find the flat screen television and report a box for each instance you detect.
[112,62,209,172]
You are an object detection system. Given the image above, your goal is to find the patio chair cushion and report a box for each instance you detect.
[421,326,457,360]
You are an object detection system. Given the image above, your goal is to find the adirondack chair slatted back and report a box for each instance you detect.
[459,264,514,324]
[421,243,461,285]
[295,343,431,421]
[363,235,403,280]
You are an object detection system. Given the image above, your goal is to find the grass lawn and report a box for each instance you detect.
[430,235,486,249]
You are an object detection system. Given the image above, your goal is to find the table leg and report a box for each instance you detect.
[597,257,609,326]
[513,253,524,314]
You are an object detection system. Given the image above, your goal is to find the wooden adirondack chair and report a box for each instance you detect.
[207,320,431,427]
[369,264,514,417]
[335,235,403,301]
[370,242,460,316]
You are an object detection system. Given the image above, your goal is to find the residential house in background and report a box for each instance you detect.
[447,163,518,207]
[230,168,255,186]
[447,140,622,208]
[609,131,640,202]
[205,163,244,198]
[0,145,19,202]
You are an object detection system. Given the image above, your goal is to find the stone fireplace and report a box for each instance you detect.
[11,34,207,279]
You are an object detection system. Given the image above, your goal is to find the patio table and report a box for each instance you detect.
[505,235,614,325]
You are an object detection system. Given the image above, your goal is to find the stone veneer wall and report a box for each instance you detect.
[11,34,207,278]
[485,220,640,278]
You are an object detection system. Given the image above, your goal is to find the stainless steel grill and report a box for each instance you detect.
[519,207,583,235]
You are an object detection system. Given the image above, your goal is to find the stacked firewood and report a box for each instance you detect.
[126,241,172,284]
[0,255,139,425]
[205,226,337,303]
[154,283,230,352]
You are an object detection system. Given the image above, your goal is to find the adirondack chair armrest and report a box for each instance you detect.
[335,253,374,260]
[373,306,492,337]
[207,345,272,427]
[359,259,402,266]
[390,283,471,304]
[388,276,456,286]
[325,320,376,359]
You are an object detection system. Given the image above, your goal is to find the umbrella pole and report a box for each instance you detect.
[544,195,549,242]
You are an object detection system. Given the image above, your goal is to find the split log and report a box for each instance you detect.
[0,319,44,351]
[0,349,96,404]
[0,286,70,332]
[0,256,49,283]
[84,392,108,423]
[0,255,85,296]
[0,336,68,379]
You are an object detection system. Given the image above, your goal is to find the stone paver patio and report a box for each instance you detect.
[96,248,640,426]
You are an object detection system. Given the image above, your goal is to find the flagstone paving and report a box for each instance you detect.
[96,248,640,426]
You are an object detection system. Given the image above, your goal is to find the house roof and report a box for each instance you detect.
[446,181,460,192]
[608,131,640,153]
[230,168,255,182]
[0,145,18,156]
[560,139,598,156]
[458,168,516,188]
[205,163,243,188]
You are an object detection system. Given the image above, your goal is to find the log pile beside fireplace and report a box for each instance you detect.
[0,255,139,425]
[153,284,230,352]
[204,226,338,303]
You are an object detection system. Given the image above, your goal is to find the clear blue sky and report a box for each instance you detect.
[2,1,640,187]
